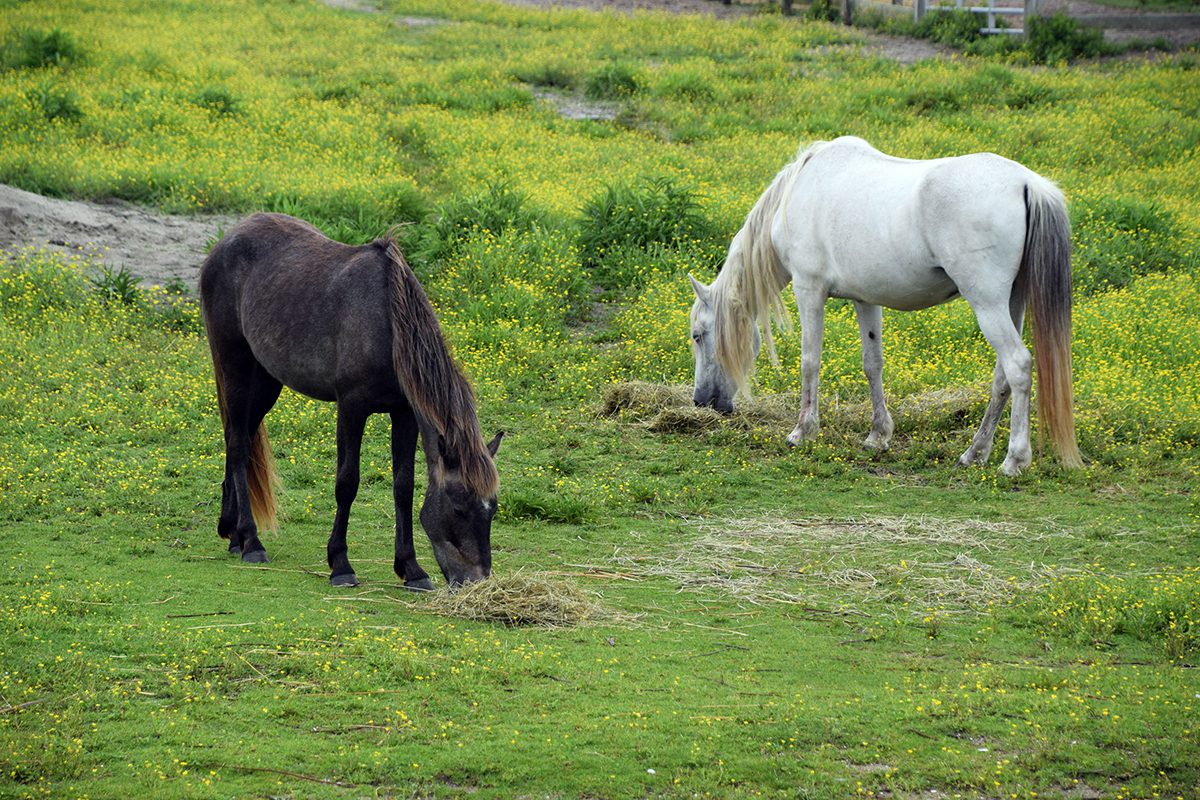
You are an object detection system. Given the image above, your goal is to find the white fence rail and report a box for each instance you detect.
[914,0,1041,35]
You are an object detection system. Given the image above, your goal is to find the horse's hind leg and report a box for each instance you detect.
[327,403,367,587]
[966,302,1032,476]
[959,297,1024,469]
[219,357,282,561]
[958,359,1010,467]
[853,301,893,451]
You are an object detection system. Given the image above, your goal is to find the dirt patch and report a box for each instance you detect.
[0,184,234,287]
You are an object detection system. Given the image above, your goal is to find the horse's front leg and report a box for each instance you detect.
[787,287,826,446]
[327,404,367,587]
[391,411,432,591]
[853,301,893,451]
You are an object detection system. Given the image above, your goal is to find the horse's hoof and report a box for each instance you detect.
[228,544,242,557]
[404,577,435,592]
[331,573,360,588]
[241,549,269,564]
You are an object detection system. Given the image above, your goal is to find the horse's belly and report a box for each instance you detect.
[826,254,959,311]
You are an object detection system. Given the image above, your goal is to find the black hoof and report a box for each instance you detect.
[228,544,242,557]
[241,549,269,564]
[331,573,360,587]
[404,577,435,592]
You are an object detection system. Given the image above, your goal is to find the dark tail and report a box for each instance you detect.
[1022,181,1083,469]
[206,318,280,532]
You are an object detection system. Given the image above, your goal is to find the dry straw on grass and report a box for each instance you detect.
[600,516,1069,617]
[599,380,987,435]
[422,571,617,628]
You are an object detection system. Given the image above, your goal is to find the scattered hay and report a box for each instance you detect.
[600,516,1068,617]
[599,381,690,417]
[598,381,987,435]
[422,571,616,628]
[647,406,724,433]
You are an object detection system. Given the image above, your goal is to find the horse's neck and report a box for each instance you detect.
[414,409,480,472]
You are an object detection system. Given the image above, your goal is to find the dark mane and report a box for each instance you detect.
[382,239,499,497]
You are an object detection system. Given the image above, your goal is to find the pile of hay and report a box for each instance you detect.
[423,571,613,628]
[599,380,987,435]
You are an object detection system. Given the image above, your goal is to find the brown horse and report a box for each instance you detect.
[199,213,502,588]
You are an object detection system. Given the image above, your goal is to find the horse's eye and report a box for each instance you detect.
[692,331,703,343]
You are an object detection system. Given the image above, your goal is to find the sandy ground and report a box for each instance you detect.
[0,184,233,288]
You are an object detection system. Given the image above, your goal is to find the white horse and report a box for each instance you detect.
[689,136,1081,476]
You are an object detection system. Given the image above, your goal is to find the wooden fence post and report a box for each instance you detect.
[781,0,794,15]
[841,0,854,25]
[915,0,928,22]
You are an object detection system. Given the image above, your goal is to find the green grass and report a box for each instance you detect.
[2,0,1200,798]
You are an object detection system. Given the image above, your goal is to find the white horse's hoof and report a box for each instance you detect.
[999,459,1026,477]
[786,425,816,447]
[863,434,890,452]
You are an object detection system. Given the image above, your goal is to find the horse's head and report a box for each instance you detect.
[689,274,759,414]
[420,431,503,586]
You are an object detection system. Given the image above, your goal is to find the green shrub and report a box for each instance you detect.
[804,0,841,23]
[412,182,549,269]
[1025,12,1111,64]
[578,178,720,287]
[2,27,83,70]
[0,250,90,317]
[584,62,638,100]
[915,8,986,47]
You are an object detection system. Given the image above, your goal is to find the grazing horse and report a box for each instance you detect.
[200,213,503,588]
[689,136,1081,475]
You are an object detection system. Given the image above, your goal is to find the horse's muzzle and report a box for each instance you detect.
[694,391,734,416]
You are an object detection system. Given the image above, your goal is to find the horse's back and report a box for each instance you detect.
[200,213,401,405]
[780,138,1040,309]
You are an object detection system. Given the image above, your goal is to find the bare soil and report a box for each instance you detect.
[0,184,233,287]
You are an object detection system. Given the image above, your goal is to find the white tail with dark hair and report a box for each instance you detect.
[689,136,1080,475]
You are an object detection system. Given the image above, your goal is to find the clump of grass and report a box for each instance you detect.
[2,28,84,70]
[26,82,83,122]
[1072,197,1191,294]
[423,571,615,628]
[512,60,577,90]
[584,62,638,100]
[89,265,142,305]
[1023,569,1200,661]
[193,85,240,116]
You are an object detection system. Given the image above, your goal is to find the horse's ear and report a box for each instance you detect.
[689,274,711,304]
[486,431,504,458]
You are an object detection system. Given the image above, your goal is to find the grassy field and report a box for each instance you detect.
[2,1,1199,798]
